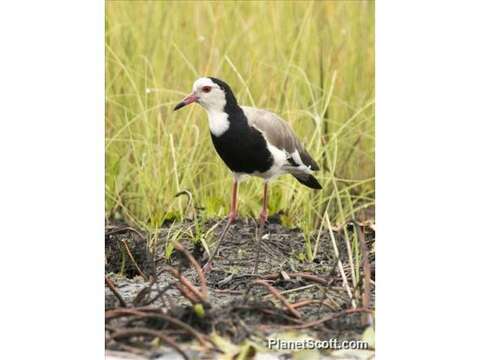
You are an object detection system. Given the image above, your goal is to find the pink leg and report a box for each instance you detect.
[254,182,268,273]
[259,182,268,225]
[228,180,238,222]
[203,180,238,272]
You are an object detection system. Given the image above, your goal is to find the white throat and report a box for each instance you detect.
[194,78,230,137]
[206,109,230,137]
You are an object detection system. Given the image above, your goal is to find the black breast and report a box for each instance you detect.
[210,118,273,174]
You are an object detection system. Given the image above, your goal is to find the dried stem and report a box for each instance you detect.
[164,267,207,304]
[121,239,148,281]
[291,299,315,309]
[272,307,372,330]
[252,279,301,319]
[261,272,329,285]
[173,242,208,300]
[109,327,188,360]
[105,276,128,308]
[326,214,356,307]
[356,223,373,325]
[105,308,209,347]
[106,226,146,241]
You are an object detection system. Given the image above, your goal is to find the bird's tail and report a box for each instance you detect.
[291,173,322,190]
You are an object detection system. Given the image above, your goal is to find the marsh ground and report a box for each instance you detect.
[105,215,375,359]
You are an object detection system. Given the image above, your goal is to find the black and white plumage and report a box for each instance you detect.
[174,77,322,189]
[174,77,322,273]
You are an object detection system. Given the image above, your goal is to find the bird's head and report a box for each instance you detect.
[174,77,237,113]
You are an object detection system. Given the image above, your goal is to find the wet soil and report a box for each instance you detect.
[105,216,375,359]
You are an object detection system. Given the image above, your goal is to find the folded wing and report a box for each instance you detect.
[241,106,321,189]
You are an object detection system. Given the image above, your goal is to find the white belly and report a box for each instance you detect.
[234,142,288,182]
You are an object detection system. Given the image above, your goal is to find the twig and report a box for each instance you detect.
[262,284,316,300]
[109,327,188,360]
[164,266,206,304]
[326,214,356,308]
[252,280,302,319]
[342,224,357,291]
[174,190,196,221]
[291,299,315,309]
[176,284,200,305]
[115,344,150,356]
[230,304,304,325]
[105,276,127,308]
[106,226,146,241]
[213,289,243,295]
[259,308,305,324]
[105,308,209,347]
[132,279,155,306]
[121,239,148,281]
[173,242,208,300]
[270,307,372,330]
[142,283,175,307]
[356,222,373,326]
[261,272,329,285]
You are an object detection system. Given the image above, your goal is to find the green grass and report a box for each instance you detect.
[106,0,375,264]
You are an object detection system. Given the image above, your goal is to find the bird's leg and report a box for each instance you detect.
[228,179,239,223]
[203,180,238,272]
[254,182,269,274]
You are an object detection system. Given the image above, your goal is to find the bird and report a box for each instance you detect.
[174,77,321,273]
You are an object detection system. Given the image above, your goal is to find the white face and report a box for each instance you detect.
[192,77,226,112]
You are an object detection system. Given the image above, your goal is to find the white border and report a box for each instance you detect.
[1,1,480,359]
[377,1,480,358]
[0,1,104,359]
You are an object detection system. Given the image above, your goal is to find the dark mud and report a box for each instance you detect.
[105,216,375,359]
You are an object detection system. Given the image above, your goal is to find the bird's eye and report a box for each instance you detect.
[202,86,212,93]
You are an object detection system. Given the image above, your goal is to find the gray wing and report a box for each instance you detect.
[241,106,319,171]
